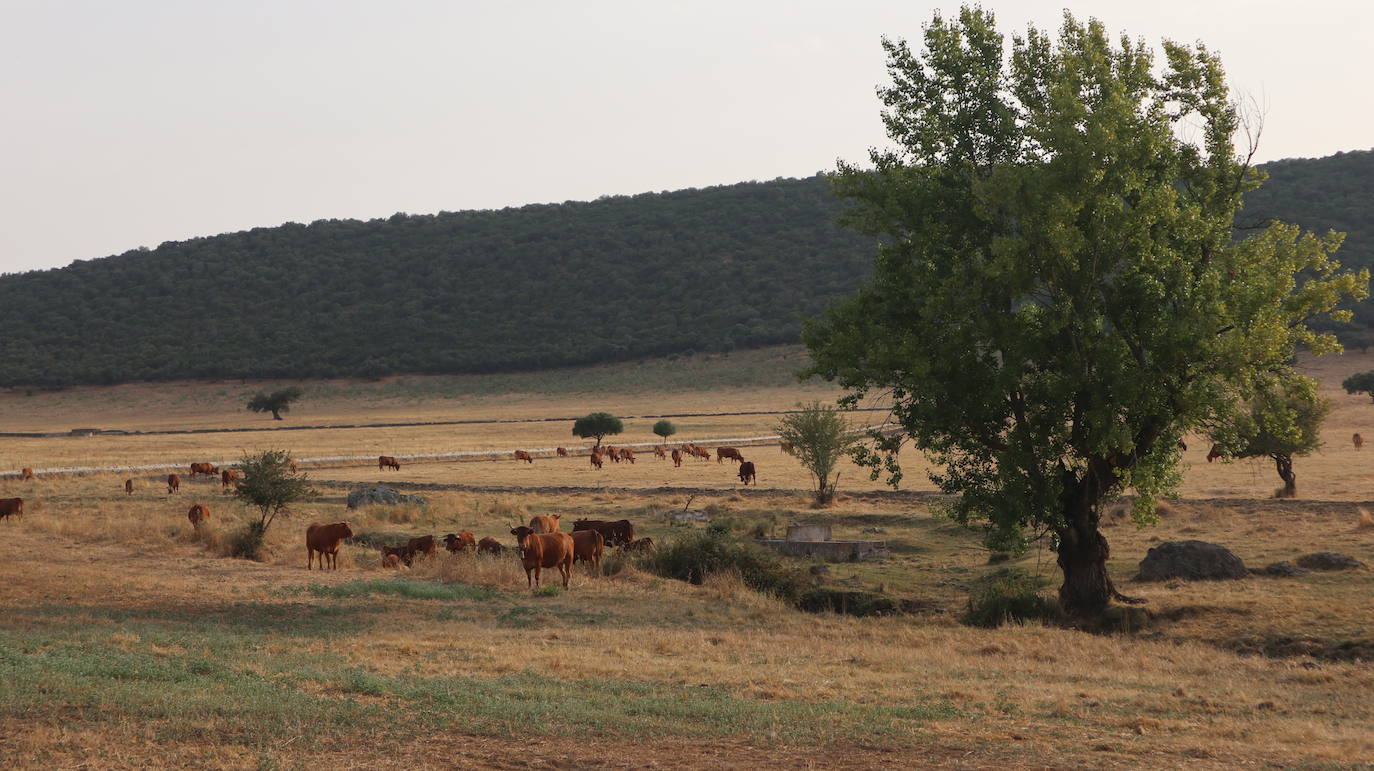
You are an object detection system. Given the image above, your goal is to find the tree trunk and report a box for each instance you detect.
[271,410,283,420]
[1056,516,1115,617]
[1273,454,1296,498]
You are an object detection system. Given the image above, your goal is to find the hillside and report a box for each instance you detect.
[2,150,1373,387]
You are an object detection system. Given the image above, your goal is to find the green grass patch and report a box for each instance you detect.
[307,579,496,601]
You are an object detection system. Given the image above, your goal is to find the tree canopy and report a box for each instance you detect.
[773,402,857,504]
[572,413,624,447]
[804,7,1367,615]
[246,387,303,420]
[1210,376,1328,498]
[652,419,678,440]
[1341,371,1374,402]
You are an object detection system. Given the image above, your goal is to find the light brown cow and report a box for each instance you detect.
[671,449,683,467]
[605,446,620,463]
[513,450,534,463]
[654,446,667,459]
[529,514,562,533]
[221,469,241,490]
[307,522,354,570]
[589,450,604,470]
[1355,433,1365,450]
[0,498,23,521]
[556,447,568,457]
[443,531,477,553]
[779,441,794,455]
[20,468,35,481]
[187,504,210,529]
[167,474,181,494]
[477,536,505,556]
[510,526,574,588]
[570,529,604,575]
[189,462,217,478]
[378,455,400,471]
[619,448,635,464]
[716,447,744,464]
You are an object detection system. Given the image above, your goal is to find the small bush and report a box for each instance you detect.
[963,568,1060,628]
[640,531,806,603]
[229,521,267,561]
[534,585,562,597]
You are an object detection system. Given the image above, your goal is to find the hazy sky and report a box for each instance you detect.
[2,1,1370,274]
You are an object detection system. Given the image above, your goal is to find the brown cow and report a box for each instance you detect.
[443,531,476,553]
[20,468,35,481]
[382,552,402,569]
[572,518,635,547]
[167,474,181,494]
[510,526,574,588]
[406,535,437,562]
[589,449,604,469]
[288,458,300,473]
[556,447,568,457]
[623,537,655,552]
[529,514,562,533]
[0,498,23,521]
[654,446,667,459]
[189,463,217,478]
[513,450,534,463]
[693,445,712,460]
[738,461,757,485]
[605,445,620,463]
[716,447,744,464]
[619,448,635,464]
[306,522,353,570]
[1206,445,1224,463]
[124,479,134,496]
[187,504,210,529]
[477,536,505,556]
[671,449,683,467]
[1355,433,1365,450]
[779,441,794,456]
[382,544,411,566]
[378,455,400,471]
[221,469,241,490]
[570,529,604,575]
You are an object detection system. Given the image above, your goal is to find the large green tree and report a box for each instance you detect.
[572,412,624,447]
[804,8,1367,615]
[1211,376,1329,499]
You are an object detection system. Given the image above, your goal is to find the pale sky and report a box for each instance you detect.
[2,1,1370,274]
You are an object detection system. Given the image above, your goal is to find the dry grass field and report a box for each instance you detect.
[3,347,1374,768]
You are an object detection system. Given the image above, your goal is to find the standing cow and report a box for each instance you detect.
[307,522,354,570]
[738,461,757,486]
[167,474,181,494]
[570,529,605,575]
[378,455,401,471]
[510,526,574,588]
[0,498,23,522]
[716,447,744,464]
[671,449,683,467]
[187,504,210,529]
[513,450,534,463]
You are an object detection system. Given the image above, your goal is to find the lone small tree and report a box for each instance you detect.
[231,449,316,558]
[247,387,304,420]
[1211,376,1329,499]
[572,412,624,448]
[1341,371,1374,402]
[652,419,678,443]
[774,402,857,505]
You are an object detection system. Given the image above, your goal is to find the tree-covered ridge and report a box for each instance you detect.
[0,151,1371,388]
[0,176,872,386]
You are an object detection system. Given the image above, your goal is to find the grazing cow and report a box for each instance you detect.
[306,522,353,570]
[378,455,400,471]
[189,462,217,478]
[187,504,210,529]
[513,450,534,463]
[1355,433,1365,450]
[1176,439,1188,452]
[716,447,744,464]
[605,445,620,463]
[510,526,574,588]
[0,498,23,522]
[589,449,604,469]
[671,449,683,467]
[529,513,562,533]
[570,529,605,575]
[654,446,666,459]
[382,553,402,569]
[221,469,241,490]
[572,518,635,547]
[477,536,504,556]
[619,448,635,464]
[167,474,181,494]
[124,479,134,496]
[738,461,757,485]
[1206,444,1224,463]
[779,441,794,456]
[406,535,437,562]
[443,531,476,553]
[693,445,712,461]
[623,537,655,552]
[19,467,34,481]
[556,447,568,457]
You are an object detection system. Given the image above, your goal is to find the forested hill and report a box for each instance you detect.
[2,150,1373,388]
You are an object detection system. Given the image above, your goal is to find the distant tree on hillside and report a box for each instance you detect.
[573,412,623,448]
[1210,376,1328,499]
[652,419,678,442]
[247,387,303,420]
[1342,371,1374,402]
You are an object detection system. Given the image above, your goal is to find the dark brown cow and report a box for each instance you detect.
[221,469,241,490]
[406,535,437,562]
[378,455,401,471]
[477,536,505,556]
[570,529,604,575]
[738,461,757,485]
[671,449,683,467]
[187,504,210,529]
[572,518,635,547]
[623,537,655,552]
[510,526,574,588]
[20,468,35,481]
[619,448,635,464]
[1355,433,1365,450]
[189,462,217,478]
[382,544,411,566]
[513,450,534,463]
[0,498,23,521]
[443,531,476,553]
[556,447,569,457]
[1206,445,1224,463]
[716,447,744,464]
[124,479,134,496]
[589,449,604,469]
[167,474,181,494]
[529,514,561,533]
[306,522,353,570]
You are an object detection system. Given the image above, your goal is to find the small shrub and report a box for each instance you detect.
[963,568,1060,628]
[534,584,562,597]
[229,521,267,561]
[640,530,806,603]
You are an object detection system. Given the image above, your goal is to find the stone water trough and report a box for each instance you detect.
[756,524,889,561]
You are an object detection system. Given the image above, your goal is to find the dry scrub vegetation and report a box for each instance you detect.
[3,351,1374,767]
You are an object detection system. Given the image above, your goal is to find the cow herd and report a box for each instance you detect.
[502,442,761,486]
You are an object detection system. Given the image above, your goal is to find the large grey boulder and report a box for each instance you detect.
[1294,552,1367,571]
[346,485,426,509]
[1136,540,1248,582]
